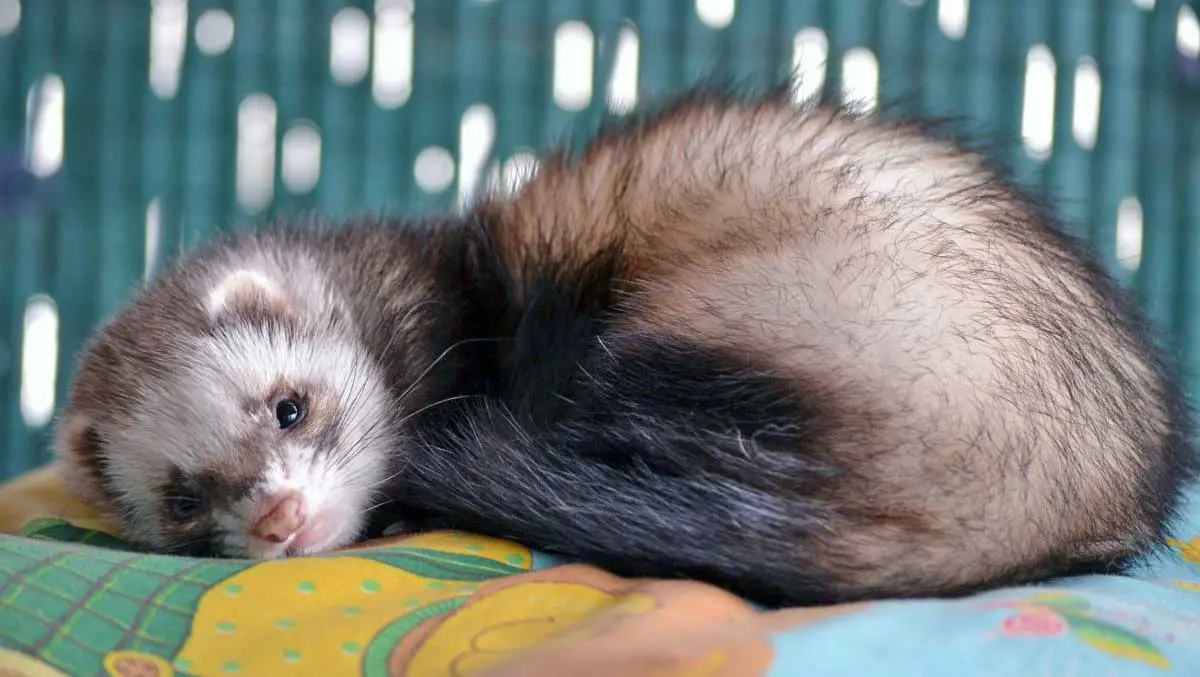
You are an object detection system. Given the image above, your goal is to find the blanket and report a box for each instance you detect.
[1,463,1199,677]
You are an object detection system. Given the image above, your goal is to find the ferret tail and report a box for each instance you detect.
[398,402,838,607]
[392,332,850,608]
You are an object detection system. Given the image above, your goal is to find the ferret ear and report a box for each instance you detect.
[206,268,294,324]
[54,412,118,507]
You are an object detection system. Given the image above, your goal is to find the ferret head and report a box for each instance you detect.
[54,239,399,559]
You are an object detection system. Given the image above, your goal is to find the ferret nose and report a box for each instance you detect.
[252,492,307,544]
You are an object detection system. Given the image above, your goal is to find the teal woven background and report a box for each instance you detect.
[1,0,1199,480]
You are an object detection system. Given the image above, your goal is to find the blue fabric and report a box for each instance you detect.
[764,483,1200,675]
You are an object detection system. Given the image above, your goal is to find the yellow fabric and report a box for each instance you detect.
[0,464,864,677]
[3,464,1200,677]
[0,462,116,534]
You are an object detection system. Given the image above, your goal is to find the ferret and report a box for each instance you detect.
[53,83,1198,607]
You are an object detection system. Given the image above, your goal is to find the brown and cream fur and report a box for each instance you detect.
[55,84,1197,606]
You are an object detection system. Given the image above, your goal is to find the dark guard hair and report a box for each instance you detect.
[374,80,1199,607]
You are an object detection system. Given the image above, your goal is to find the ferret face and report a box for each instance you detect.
[56,255,401,559]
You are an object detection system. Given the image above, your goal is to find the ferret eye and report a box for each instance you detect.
[274,397,305,429]
[168,494,205,520]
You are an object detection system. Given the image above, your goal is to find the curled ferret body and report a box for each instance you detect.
[55,83,1197,607]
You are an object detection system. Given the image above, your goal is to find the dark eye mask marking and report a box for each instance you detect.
[159,466,260,556]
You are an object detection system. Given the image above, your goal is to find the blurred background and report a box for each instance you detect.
[1,0,1199,482]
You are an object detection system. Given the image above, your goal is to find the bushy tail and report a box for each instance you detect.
[398,401,832,606]
[394,332,842,607]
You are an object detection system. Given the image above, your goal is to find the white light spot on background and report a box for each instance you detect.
[791,27,828,104]
[607,26,640,114]
[696,0,735,29]
[0,0,20,36]
[281,120,322,194]
[195,8,235,55]
[458,104,496,205]
[24,74,64,178]
[554,21,594,111]
[1178,5,1200,59]
[330,7,371,85]
[502,150,539,196]
[938,0,969,40]
[1116,197,1144,272]
[20,294,58,428]
[414,146,455,193]
[149,0,188,99]
[144,198,161,281]
[1072,57,1101,150]
[236,93,278,213]
[841,47,879,113]
[1021,44,1056,161]
[1133,0,1154,9]
[373,0,414,108]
